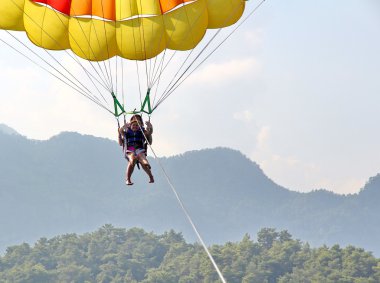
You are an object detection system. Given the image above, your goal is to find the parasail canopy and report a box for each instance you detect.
[0,0,267,119]
[1,0,245,61]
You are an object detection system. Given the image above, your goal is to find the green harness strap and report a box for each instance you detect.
[112,89,153,117]
[139,88,153,115]
[112,92,126,117]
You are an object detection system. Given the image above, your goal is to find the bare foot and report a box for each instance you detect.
[149,175,154,183]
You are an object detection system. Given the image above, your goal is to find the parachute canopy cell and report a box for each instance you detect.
[0,0,245,61]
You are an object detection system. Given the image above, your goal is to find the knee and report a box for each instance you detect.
[128,156,136,165]
[139,156,149,165]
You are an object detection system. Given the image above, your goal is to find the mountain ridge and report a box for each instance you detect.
[0,126,379,256]
[0,124,20,136]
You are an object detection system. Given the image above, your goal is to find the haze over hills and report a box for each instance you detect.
[0,125,379,256]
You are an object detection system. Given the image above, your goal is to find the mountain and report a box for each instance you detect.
[0,124,19,136]
[0,126,379,256]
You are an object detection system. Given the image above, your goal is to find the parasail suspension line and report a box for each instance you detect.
[138,128,227,283]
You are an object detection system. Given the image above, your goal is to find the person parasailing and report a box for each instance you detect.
[118,114,154,185]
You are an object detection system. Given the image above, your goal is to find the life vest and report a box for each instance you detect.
[125,127,145,148]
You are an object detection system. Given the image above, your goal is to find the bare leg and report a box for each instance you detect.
[142,164,154,183]
[138,154,154,183]
[126,154,136,185]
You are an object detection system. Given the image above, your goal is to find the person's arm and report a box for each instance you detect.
[118,124,129,145]
[144,121,153,145]
[145,121,153,135]
[118,126,124,146]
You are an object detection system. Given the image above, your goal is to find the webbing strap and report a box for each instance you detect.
[140,88,153,115]
[112,92,126,117]
[113,89,154,117]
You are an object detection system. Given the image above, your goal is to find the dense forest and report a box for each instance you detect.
[0,225,379,283]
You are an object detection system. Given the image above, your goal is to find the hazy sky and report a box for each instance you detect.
[0,0,379,194]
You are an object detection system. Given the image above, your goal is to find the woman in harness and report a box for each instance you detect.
[119,115,154,185]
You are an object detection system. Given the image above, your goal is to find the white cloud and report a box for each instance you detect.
[256,126,270,150]
[186,58,261,85]
[0,60,115,140]
[233,110,254,123]
[251,126,366,193]
[251,126,338,192]
[250,126,373,194]
[313,178,365,195]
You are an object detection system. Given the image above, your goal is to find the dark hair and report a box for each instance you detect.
[130,114,143,123]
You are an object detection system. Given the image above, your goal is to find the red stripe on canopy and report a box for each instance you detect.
[30,0,195,17]
[31,0,71,15]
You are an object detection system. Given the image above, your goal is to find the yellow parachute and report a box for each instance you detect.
[0,0,253,117]
[1,0,245,61]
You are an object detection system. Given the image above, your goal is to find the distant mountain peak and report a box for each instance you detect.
[0,124,20,136]
[359,174,380,196]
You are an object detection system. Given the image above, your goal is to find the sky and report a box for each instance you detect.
[0,0,379,194]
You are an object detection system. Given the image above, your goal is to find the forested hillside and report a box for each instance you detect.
[0,129,379,256]
[0,226,379,283]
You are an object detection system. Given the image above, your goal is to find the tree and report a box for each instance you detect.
[257,228,279,250]
[0,226,379,282]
